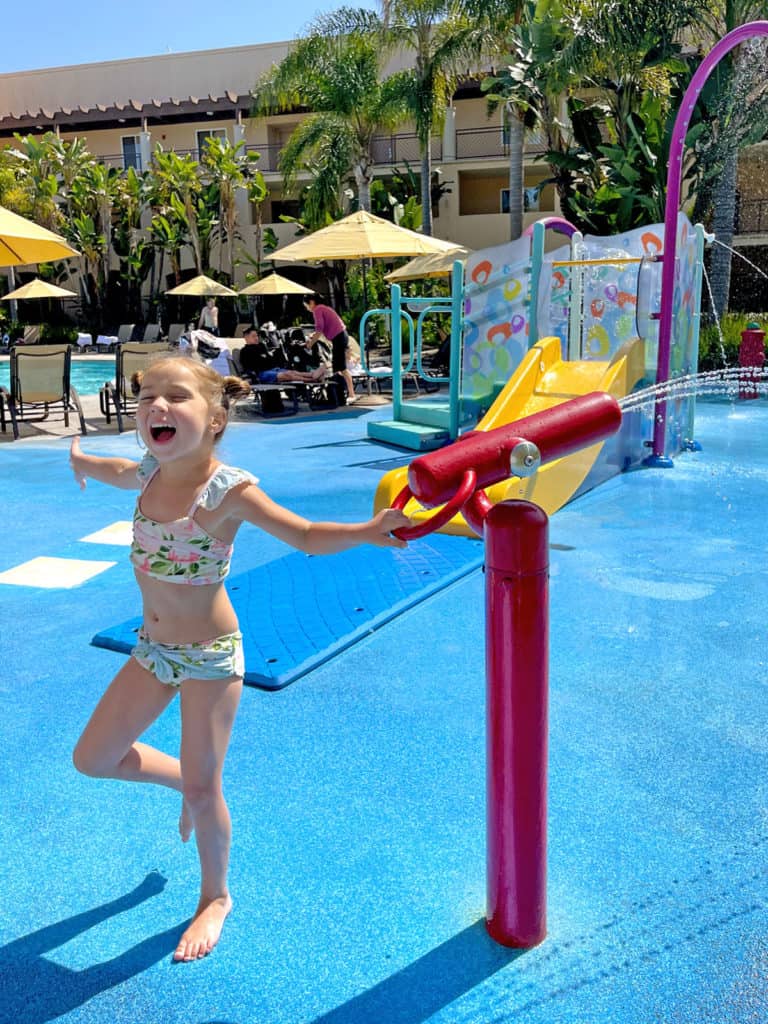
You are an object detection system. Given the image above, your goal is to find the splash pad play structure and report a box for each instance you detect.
[372,212,706,533]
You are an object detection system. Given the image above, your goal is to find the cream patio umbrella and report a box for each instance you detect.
[1,278,78,301]
[238,272,313,296]
[270,210,459,263]
[384,246,472,284]
[239,272,313,329]
[270,211,459,307]
[0,206,79,268]
[165,274,238,297]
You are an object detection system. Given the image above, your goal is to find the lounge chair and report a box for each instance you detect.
[17,324,42,346]
[75,331,95,351]
[99,341,169,432]
[225,344,301,417]
[96,323,135,353]
[0,344,87,440]
[225,340,245,376]
[233,323,253,339]
[141,323,163,343]
[166,323,186,346]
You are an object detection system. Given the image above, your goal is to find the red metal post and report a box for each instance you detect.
[738,326,765,400]
[485,499,549,947]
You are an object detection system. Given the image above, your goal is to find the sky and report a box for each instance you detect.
[2,0,380,73]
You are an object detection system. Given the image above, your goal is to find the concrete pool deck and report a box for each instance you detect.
[0,398,766,1024]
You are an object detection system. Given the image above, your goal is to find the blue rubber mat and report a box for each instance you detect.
[91,533,482,689]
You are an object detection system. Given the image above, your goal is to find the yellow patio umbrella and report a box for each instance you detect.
[238,272,313,296]
[1,277,78,301]
[270,210,459,263]
[165,274,238,297]
[0,205,79,267]
[384,246,472,283]
[271,211,459,307]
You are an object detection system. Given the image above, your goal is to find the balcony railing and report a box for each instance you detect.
[370,133,441,165]
[98,153,143,171]
[456,126,547,160]
[244,143,283,172]
[96,126,547,174]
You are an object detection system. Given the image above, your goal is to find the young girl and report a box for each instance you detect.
[69,354,410,963]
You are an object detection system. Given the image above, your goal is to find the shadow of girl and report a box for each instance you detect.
[0,871,186,1024]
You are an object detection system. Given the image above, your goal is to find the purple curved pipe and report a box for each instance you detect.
[652,20,768,460]
[523,216,578,240]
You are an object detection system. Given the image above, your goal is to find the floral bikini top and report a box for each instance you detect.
[131,453,258,585]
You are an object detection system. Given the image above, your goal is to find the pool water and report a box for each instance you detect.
[0,357,112,396]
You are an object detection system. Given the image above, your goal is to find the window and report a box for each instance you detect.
[500,187,541,214]
[197,128,227,159]
[270,198,301,222]
[121,136,142,171]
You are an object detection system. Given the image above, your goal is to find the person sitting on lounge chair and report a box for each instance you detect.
[238,327,327,385]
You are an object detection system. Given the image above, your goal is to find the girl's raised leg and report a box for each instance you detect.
[174,673,242,962]
[73,657,181,791]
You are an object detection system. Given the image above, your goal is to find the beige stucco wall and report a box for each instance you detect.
[453,96,497,132]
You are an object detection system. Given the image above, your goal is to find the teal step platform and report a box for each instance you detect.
[400,399,452,429]
[367,419,449,450]
[91,534,482,689]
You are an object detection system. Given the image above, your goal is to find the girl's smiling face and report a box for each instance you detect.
[136,362,224,458]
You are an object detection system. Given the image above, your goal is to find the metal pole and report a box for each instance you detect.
[651,20,768,462]
[7,267,18,324]
[485,499,549,947]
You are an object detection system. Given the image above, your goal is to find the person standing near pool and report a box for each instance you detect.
[303,293,356,403]
[198,297,219,336]
[68,353,410,962]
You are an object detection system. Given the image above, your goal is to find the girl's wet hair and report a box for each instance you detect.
[131,353,251,441]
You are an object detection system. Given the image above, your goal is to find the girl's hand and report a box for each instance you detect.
[70,436,87,490]
[367,508,413,549]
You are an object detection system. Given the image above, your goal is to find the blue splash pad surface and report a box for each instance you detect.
[0,399,767,1024]
[92,534,482,689]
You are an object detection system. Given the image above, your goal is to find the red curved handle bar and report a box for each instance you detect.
[392,470,477,540]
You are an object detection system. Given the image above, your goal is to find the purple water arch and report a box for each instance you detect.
[651,20,768,462]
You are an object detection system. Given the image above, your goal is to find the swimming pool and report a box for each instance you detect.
[0,398,765,1024]
[0,357,112,396]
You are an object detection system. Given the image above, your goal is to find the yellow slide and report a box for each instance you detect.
[374,335,645,536]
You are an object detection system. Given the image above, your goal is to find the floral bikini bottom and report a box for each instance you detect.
[132,628,245,687]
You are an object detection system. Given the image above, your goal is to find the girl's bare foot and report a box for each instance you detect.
[173,894,233,962]
[178,800,193,843]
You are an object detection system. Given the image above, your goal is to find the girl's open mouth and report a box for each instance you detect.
[150,425,176,443]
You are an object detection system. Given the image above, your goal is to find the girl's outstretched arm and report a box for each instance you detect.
[69,436,141,491]
[228,483,412,554]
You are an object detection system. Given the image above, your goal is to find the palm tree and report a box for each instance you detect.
[151,147,204,272]
[6,132,62,231]
[150,212,188,288]
[112,166,155,320]
[200,136,266,281]
[381,0,477,235]
[475,0,561,239]
[688,4,768,317]
[251,10,411,220]
[65,161,120,316]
